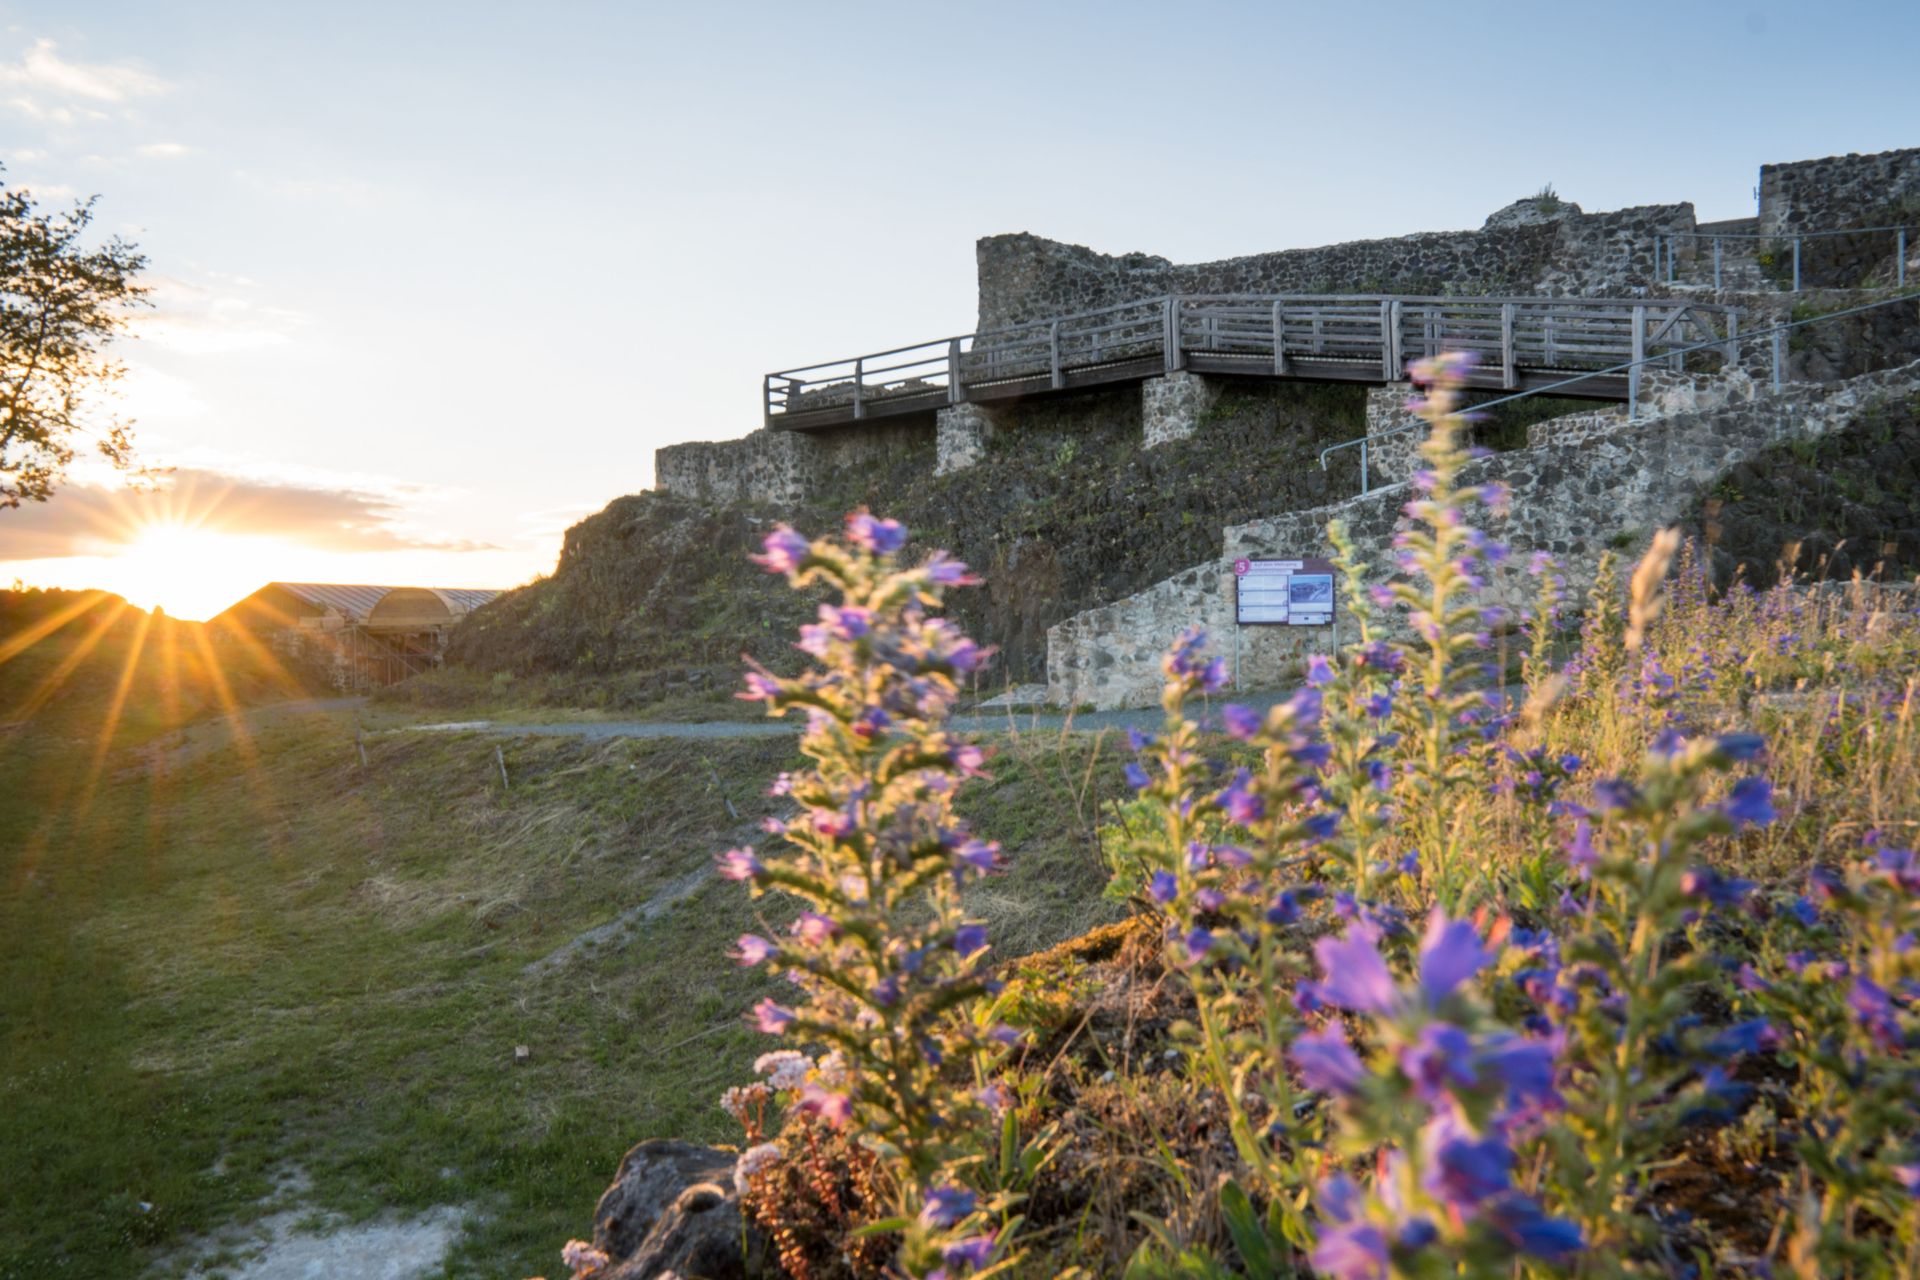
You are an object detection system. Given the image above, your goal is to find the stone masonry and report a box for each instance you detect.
[1360,386,1425,487]
[1141,371,1220,448]
[654,428,821,506]
[935,403,999,475]
[975,201,1694,333]
[1047,359,1920,709]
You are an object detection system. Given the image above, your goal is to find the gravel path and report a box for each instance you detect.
[404,691,1313,741]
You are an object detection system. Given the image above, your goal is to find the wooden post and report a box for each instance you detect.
[1271,298,1286,375]
[1049,320,1063,389]
[1792,237,1801,292]
[1629,304,1646,418]
[1379,300,1394,380]
[762,373,773,425]
[1500,302,1516,389]
[1163,297,1176,373]
[948,339,965,404]
[853,358,866,418]
[1713,236,1722,290]
[1725,310,1739,365]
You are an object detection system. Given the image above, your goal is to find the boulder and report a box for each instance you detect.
[589,1139,766,1277]
[602,1180,765,1280]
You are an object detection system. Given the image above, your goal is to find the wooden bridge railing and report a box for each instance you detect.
[765,294,1742,429]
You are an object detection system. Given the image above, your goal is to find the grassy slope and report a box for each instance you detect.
[0,613,1123,1278]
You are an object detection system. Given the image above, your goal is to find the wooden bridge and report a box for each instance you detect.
[764,294,1744,430]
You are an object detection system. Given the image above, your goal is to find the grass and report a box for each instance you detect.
[0,606,1125,1278]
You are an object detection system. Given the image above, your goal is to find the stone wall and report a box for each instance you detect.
[1047,359,1920,709]
[1142,372,1220,448]
[976,201,1694,332]
[656,418,936,506]
[1758,148,1920,288]
[1759,147,1920,236]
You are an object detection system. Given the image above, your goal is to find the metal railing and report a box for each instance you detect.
[1654,222,1914,292]
[1317,290,1920,495]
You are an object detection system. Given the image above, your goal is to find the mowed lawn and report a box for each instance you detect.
[0,623,1119,1278]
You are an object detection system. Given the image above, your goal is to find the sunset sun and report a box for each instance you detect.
[113,520,287,619]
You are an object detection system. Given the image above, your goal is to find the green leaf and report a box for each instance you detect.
[1219,1178,1281,1280]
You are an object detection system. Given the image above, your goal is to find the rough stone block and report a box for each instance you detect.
[935,403,999,476]
[1141,371,1220,448]
[1361,386,1424,487]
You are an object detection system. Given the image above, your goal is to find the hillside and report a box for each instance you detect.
[440,384,1608,710]
[0,635,1121,1277]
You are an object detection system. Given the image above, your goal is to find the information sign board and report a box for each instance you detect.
[1234,556,1337,627]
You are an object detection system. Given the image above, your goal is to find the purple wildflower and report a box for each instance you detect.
[924,551,978,585]
[1307,654,1336,687]
[1311,1223,1389,1280]
[845,511,906,555]
[795,1083,853,1127]
[920,1185,977,1229]
[953,924,989,957]
[732,934,776,967]
[941,1236,998,1271]
[1221,703,1263,741]
[1849,977,1901,1050]
[718,847,764,881]
[1722,778,1776,828]
[1312,929,1397,1016]
[1400,1022,1476,1101]
[1293,1024,1366,1095]
[751,999,796,1034]
[1703,1018,1779,1058]
[1148,871,1178,905]
[750,525,811,575]
[1485,1194,1584,1262]
[1418,910,1494,1008]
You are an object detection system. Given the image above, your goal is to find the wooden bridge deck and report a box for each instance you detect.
[765,294,1742,431]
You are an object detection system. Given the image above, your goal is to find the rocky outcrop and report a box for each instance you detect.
[589,1139,766,1279]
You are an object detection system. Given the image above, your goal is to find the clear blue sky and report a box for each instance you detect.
[1,0,1915,615]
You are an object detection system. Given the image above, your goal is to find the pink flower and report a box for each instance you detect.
[750,526,811,575]
[845,511,907,554]
[732,934,776,967]
[791,912,840,945]
[561,1239,611,1277]
[717,847,763,881]
[750,999,796,1034]
[796,1083,854,1126]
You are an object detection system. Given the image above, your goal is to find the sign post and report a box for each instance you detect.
[1233,556,1337,687]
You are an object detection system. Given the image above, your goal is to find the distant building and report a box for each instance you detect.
[210,582,502,690]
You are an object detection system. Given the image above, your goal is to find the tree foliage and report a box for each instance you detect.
[0,168,148,509]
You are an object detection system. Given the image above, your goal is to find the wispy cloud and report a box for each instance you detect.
[136,141,190,158]
[131,274,308,356]
[0,468,498,560]
[0,38,167,106]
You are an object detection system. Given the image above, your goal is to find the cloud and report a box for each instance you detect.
[130,274,307,355]
[136,141,189,158]
[0,38,167,106]
[0,468,498,560]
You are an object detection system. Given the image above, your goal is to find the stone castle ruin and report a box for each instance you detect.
[651,146,1920,709]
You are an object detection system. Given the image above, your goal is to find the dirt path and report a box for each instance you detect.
[400,695,1312,742]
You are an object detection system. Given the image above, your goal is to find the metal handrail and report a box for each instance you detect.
[1654,221,1913,291]
[1664,223,1918,240]
[1316,289,1920,494]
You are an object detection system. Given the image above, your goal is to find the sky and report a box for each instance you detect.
[0,0,1915,618]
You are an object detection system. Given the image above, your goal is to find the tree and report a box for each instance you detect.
[0,167,149,509]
